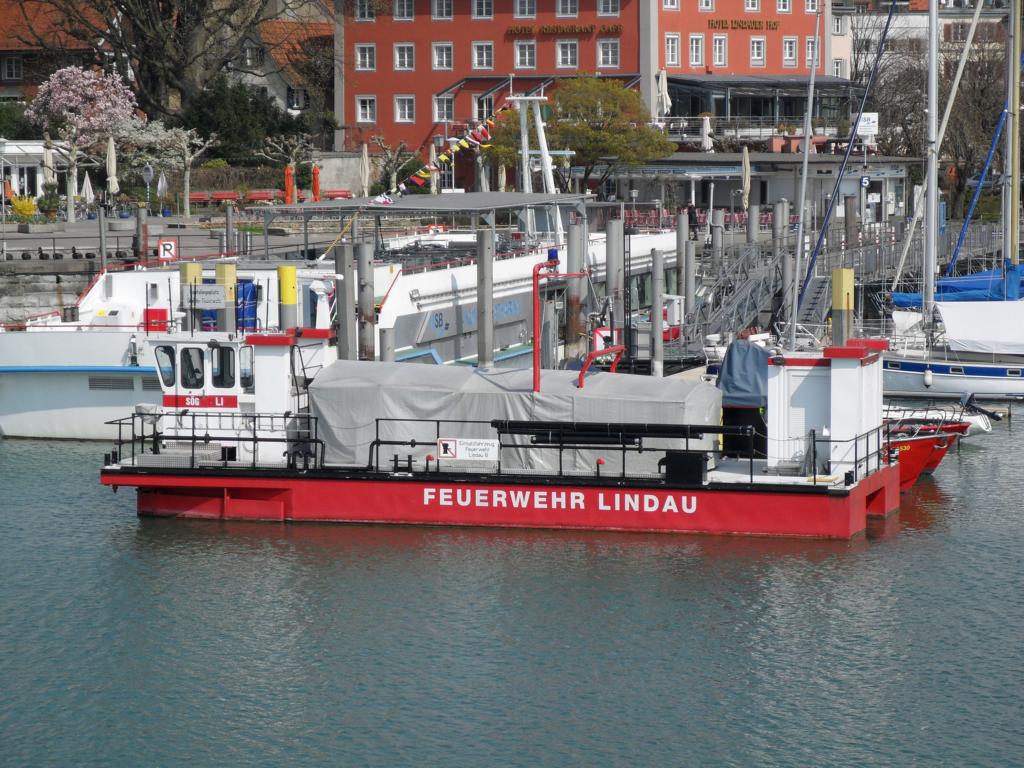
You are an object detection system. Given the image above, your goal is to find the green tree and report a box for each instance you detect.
[0,103,36,139]
[177,78,305,164]
[485,78,676,197]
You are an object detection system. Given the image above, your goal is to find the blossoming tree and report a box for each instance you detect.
[25,66,137,223]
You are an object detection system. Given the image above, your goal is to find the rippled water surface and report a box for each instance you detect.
[2,431,1022,766]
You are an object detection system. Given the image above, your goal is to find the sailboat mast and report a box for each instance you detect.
[788,8,821,351]
[1010,0,1022,265]
[924,0,938,317]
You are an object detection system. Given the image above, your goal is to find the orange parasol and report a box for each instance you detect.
[284,164,295,205]
[312,165,321,203]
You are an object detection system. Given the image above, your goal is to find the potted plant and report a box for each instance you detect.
[117,193,132,218]
[38,183,61,221]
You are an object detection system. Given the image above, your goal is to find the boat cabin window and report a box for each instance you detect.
[1008,369,1021,378]
[240,345,255,391]
[887,361,901,370]
[212,347,235,388]
[154,345,176,387]
[950,366,964,376]
[180,347,205,389]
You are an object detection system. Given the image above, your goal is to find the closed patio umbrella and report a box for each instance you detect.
[359,143,370,197]
[656,69,672,119]
[106,137,120,196]
[81,171,94,205]
[312,164,321,202]
[700,116,714,153]
[741,146,751,211]
[284,164,295,205]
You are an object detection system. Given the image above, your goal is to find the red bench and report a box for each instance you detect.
[188,192,210,205]
[245,189,277,202]
[324,189,354,199]
[211,191,240,202]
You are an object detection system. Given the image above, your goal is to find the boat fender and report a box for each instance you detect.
[923,369,933,388]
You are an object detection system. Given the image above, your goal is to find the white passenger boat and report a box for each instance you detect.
[0,194,683,439]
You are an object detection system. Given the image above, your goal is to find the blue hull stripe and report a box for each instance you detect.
[884,359,1021,378]
[0,366,157,374]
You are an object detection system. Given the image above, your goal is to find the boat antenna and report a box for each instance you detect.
[787,6,821,351]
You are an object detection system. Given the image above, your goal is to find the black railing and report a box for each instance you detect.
[368,417,757,483]
[104,411,325,470]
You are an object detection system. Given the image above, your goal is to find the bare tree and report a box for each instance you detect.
[371,136,415,192]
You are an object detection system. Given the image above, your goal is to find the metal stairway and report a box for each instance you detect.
[797,275,831,327]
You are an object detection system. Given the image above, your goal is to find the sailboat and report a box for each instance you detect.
[881,0,1024,400]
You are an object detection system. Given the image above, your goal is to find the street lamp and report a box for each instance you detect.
[142,163,154,210]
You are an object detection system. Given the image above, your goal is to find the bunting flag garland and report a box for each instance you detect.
[394,103,513,194]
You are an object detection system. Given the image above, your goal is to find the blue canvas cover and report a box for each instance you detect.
[716,340,770,408]
[893,264,1023,307]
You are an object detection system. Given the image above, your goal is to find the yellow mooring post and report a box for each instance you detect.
[278,265,297,331]
[215,262,237,333]
[831,267,854,347]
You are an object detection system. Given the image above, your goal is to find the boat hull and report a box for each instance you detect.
[100,466,901,539]
[884,358,1024,400]
[0,369,160,440]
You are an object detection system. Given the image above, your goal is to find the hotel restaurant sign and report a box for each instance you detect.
[707,19,781,30]
[507,23,624,35]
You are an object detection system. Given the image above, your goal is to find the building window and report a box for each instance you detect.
[783,37,797,67]
[806,0,818,11]
[516,40,537,69]
[745,0,759,11]
[357,96,376,123]
[663,0,679,8]
[806,37,819,67]
[241,44,264,67]
[777,0,790,12]
[557,40,578,68]
[395,95,415,123]
[2,56,23,81]
[832,58,845,78]
[832,15,845,34]
[473,0,493,19]
[393,0,413,20]
[515,0,536,17]
[287,88,308,110]
[665,33,680,67]
[750,37,765,67]
[476,95,494,122]
[434,95,454,123]
[355,0,375,21]
[355,44,375,71]
[699,0,713,9]
[473,42,494,69]
[432,0,452,19]
[394,43,415,71]
[689,34,704,67]
[712,34,727,67]
[433,42,453,70]
[598,0,620,15]
[557,0,578,18]
[598,39,620,68]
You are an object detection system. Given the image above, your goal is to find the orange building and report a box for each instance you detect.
[339,0,835,157]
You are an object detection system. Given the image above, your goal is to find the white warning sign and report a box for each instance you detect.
[157,238,178,261]
[436,438,499,462]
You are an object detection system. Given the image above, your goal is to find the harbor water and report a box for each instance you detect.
[1,432,1021,766]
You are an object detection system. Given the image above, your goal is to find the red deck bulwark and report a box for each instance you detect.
[101,465,901,539]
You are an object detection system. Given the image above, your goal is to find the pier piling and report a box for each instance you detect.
[356,242,375,360]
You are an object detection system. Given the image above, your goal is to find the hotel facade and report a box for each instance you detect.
[336,0,837,156]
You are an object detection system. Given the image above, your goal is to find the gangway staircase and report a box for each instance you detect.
[682,242,785,351]
[797,274,831,327]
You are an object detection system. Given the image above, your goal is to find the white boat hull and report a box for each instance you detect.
[0,370,161,440]
[883,357,1024,400]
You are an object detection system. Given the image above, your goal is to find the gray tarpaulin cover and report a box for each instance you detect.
[308,361,722,473]
[716,340,770,407]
